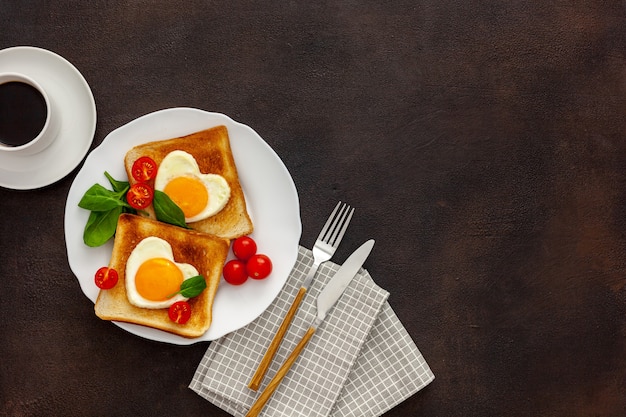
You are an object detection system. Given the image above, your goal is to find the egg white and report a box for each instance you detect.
[125,236,199,309]
[154,150,231,223]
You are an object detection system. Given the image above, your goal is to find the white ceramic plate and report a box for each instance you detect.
[0,46,96,189]
[65,108,301,344]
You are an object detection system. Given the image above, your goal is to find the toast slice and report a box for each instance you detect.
[124,125,253,239]
[94,213,229,338]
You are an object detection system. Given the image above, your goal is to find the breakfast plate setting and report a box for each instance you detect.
[65,107,302,345]
[62,106,433,414]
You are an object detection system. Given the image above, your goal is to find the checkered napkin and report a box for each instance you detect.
[190,246,434,417]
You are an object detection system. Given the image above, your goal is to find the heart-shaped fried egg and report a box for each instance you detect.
[125,236,198,309]
[154,150,231,223]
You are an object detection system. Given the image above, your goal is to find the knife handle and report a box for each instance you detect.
[245,326,317,417]
[248,286,307,391]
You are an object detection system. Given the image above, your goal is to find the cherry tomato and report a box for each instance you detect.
[246,254,272,280]
[223,259,248,285]
[131,156,158,182]
[94,266,118,289]
[232,236,257,261]
[168,301,192,324]
[126,182,154,209]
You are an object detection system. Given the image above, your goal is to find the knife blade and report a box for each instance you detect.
[313,238,375,324]
[245,239,375,417]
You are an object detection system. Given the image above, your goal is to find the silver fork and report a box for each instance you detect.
[248,201,354,390]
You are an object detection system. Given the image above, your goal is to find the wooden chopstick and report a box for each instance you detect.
[245,325,317,417]
[248,286,308,391]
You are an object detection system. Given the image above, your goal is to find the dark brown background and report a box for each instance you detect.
[1,1,625,416]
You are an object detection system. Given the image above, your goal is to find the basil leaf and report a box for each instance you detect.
[104,171,130,193]
[79,171,132,247]
[78,183,130,211]
[83,206,123,247]
[153,190,189,229]
[179,275,207,298]
[167,275,207,299]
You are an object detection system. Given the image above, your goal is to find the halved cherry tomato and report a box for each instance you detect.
[131,156,158,182]
[232,236,257,261]
[168,301,191,324]
[126,182,154,209]
[95,266,118,289]
[247,254,272,280]
[223,259,248,285]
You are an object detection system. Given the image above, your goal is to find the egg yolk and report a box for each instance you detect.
[135,258,184,301]
[163,176,209,218]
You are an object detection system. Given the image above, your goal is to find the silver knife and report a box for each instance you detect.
[245,239,375,417]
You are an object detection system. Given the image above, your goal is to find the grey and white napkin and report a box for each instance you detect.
[190,246,434,417]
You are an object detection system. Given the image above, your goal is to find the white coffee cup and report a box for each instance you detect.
[0,72,60,156]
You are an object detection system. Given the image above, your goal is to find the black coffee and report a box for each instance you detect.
[0,81,48,147]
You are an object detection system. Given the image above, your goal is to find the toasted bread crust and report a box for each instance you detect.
[124,125,253,239]
[94,213,229,338]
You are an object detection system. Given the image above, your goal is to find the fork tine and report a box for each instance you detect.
[326,204,353,247]
[329,206,353,247]
[320,202,347,243]
[323,202,346,242]
[317,201,342,240]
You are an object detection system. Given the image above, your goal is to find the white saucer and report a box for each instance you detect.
[0,46,96,190]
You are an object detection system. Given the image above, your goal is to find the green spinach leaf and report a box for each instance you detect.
[79,172,133,247]
[104,171,130,193]
[153,190,189,229]
[78,183,130,212]
[83,206,123,247]
[168,275,207,299]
